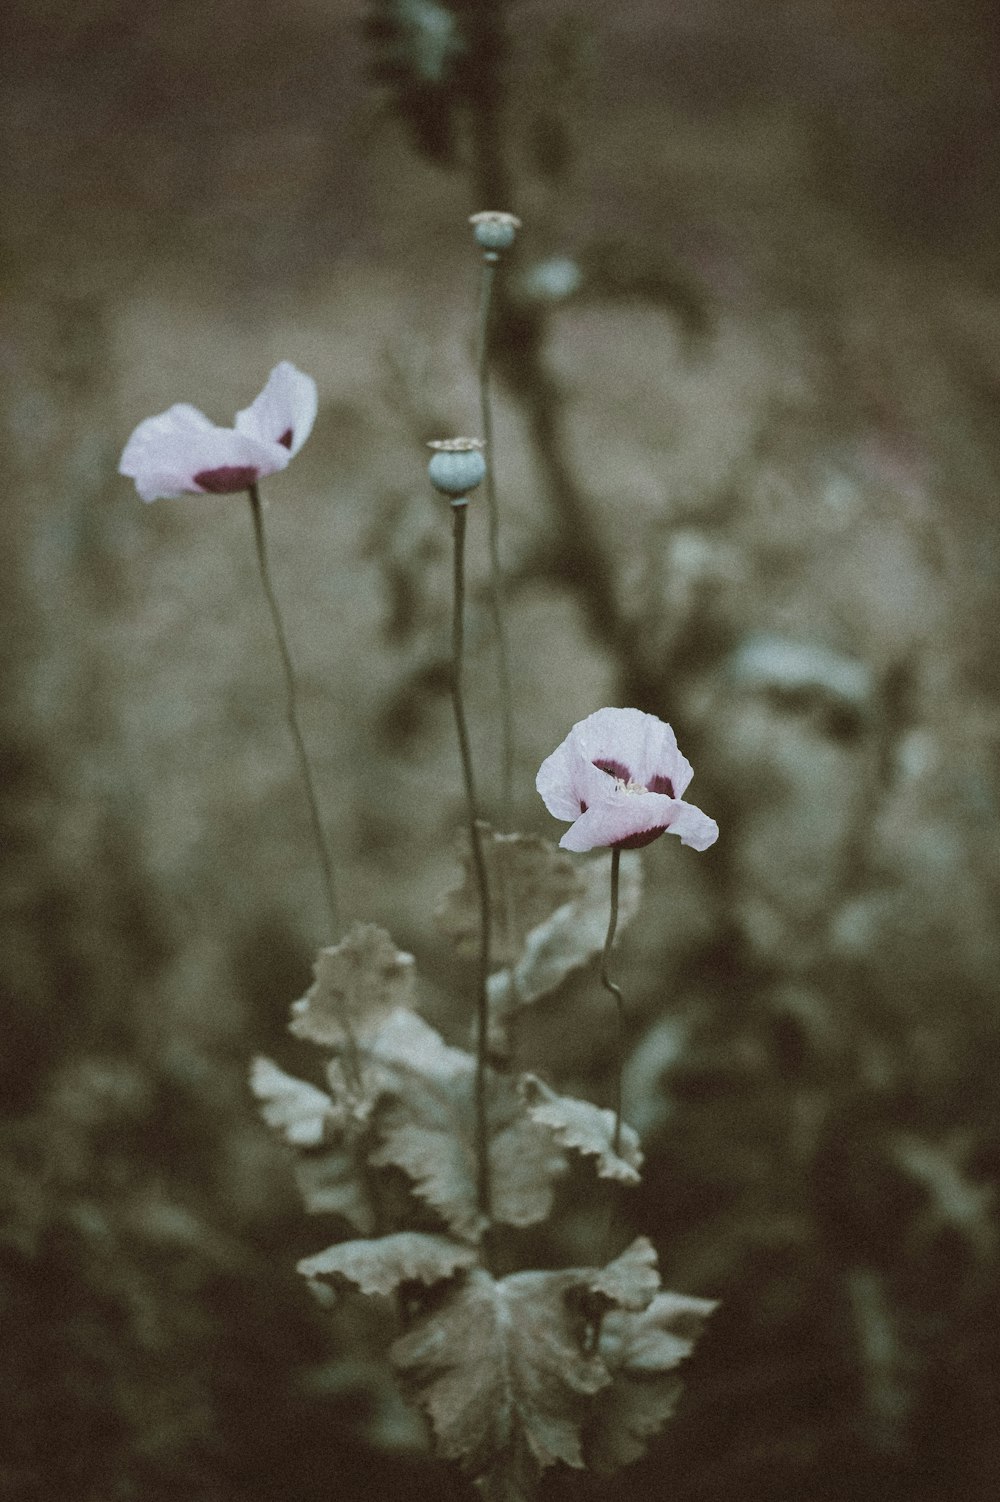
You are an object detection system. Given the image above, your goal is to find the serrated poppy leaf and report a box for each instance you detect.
[520,1074,643,1184]
[363,1013,565,1241]
[249,1056,335,1147]
[291,923,416,1048]
[585,1290,718,1473]
[392,1266,610,1495]
[436,827,584,969]
[297,1232,477,1298]
[488,852,643,1018]
[587,1237,660,1312]
[293,1149,375,1234]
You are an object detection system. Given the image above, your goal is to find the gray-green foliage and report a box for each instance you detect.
[252,892,714,1499]
[436,827,643,1053]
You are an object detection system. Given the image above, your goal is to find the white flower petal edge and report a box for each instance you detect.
[558,792,674,852]
[535,734,591,821]
[658,800,719,852]
[119,363,317,502]
[235,361,318,457]
[119,409,290,502]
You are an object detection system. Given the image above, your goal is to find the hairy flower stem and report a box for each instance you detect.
[450,499,493,1224]
[476,256,515,831]
[599,847,626,1156]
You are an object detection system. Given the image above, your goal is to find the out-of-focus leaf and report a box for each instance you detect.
[291,923,416,1048]
[488,853,643,1018]
[366,1006,472,1080]
[621,1016,691,1137]
[324,1055,384,1132]
[293,1149,375,1234]
[889,1130,996,1259]
[585,1289,718,1473]
[520,1074,643,1185]
[249,1056,334,1147]
[726,633,874,716]
[436,827,583,969]
[392,1266,610,1496]
[298,1232,477,1298]
[366,1014,566,1241]
[588,1237,659,1312]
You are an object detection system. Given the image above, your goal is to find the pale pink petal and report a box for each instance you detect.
[537,707,716,854]
[558,790,676,852]
[661,799,719,851]
[119,404,214,496]
[536,740,611,820]
[560,793,718,853]
[235,361,318,458]
[568,707,693,798]
[119,405,290,503]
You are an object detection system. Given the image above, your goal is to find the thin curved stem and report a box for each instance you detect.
[599,846,625,1156]
[476,256,515,831]
[247,484,341,939]
[450,499,493,1224]
[247,485,362,1082]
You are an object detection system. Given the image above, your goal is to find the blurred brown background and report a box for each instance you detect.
[3,1,1000,1498]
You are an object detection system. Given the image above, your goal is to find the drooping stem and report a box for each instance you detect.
[599,846,626,1156]
[450,499,493,1224]
[476,255,515,831]
[246,483,341,940]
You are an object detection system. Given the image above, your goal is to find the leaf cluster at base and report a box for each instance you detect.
[250,913,715,1499]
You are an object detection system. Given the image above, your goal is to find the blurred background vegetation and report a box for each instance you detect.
[3,1,1000,1498]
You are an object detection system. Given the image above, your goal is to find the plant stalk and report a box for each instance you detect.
[247,484,340,938]
[599,846,626,1156]
[449,498,493,1224]
[476,255,516,831]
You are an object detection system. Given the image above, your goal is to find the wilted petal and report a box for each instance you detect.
[119,404,290,502]
[235,361,318,457]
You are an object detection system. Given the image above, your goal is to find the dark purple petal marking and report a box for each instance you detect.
[193,465,259,493]
[647,773,675,796]
[579,800,588,814]
[614,824,669,851]
[277,427,294,449]
[593,757,631,782]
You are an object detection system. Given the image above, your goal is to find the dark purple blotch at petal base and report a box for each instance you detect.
[647,773,675,796]
[193,465,260,493]
[614,824,669,851]
[278,428,293,449]
[593,757,631,781]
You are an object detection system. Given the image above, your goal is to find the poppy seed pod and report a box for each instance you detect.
[469,211,522,255]
[427,438,487,500]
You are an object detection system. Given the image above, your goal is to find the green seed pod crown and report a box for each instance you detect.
[427,438,487,498]
[469,211,522,254]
